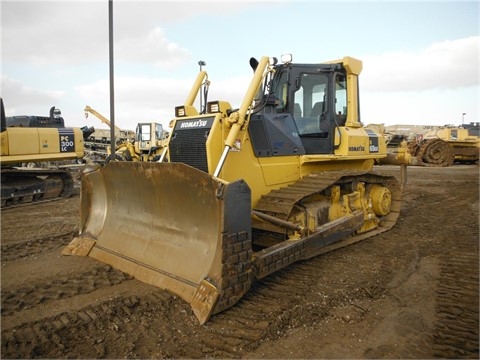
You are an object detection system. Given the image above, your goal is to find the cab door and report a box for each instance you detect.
[289,67,336,154]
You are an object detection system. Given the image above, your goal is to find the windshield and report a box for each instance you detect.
[140,124,151,141]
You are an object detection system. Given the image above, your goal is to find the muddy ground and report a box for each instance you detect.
[1,165,479,359]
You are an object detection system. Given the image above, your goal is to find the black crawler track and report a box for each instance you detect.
[1,168,75,208]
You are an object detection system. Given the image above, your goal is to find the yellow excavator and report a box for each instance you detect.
[1,98,87,207]
[65,55,408,324]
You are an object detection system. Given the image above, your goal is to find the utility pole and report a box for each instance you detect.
[462,112,466,126]
[109,0,115,161]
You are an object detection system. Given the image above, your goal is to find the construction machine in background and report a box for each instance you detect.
[6,105,67,128]
[111,70,209,162]
[462,122,480,137]
[83,106,135,162]
[83,106,170,162]
[383,124,479,166]
[1,98,89,207]
[84,105,132,136]
[365,123,412,166]
[119,121,169,162]
[64,55,409,324]
[408,126,479,165]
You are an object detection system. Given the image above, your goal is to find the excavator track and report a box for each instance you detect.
[1,168,75,209]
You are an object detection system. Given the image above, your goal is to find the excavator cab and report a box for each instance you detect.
[65,55,406,324]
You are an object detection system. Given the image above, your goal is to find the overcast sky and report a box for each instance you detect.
[1,0,479,131]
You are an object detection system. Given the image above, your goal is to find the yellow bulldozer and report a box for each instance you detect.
[64,55,408,324]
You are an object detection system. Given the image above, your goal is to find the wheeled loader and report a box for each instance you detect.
[64,55,408,324]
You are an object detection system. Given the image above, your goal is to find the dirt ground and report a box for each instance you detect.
[1,165,479,359]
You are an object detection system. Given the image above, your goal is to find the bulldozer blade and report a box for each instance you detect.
[64,161,253,324]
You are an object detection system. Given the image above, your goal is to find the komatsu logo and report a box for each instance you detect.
[349,146,365,152]
[180,120,208,128]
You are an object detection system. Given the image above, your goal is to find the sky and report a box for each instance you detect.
[1,0,479,132]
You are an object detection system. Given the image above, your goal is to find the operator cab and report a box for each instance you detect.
[249,56,352,155]
[273,61,349,154]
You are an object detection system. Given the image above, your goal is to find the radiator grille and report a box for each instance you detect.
[169,117,214,173]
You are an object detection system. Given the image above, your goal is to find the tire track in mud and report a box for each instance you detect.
[192,252,387,358]
[433,243,479,358]
[408,176,479,358]
[2,226,477,359]
[1,166,478,359]
[1,291,174,359]
[1,252,387,359]
[1,264,132,318]
[1,222,77,245]
[1,231,76,262]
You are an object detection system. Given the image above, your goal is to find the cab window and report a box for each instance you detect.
[293,73,329,134]
[335,74,347,125]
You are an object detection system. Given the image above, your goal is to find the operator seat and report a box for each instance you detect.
[294,103,302,118]
[311,102,324,117]
[311,102,330,133]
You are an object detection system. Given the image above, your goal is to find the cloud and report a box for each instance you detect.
[76,76,193,104]
[73,73,253,129]
[1,1,258,66]
[116,27,191,67]
[2,1,106,65]
[361,36,480,92]
[361,88,477,126]
[1,76,64,109]
[74,76,198,128]
[69,36,480,129]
